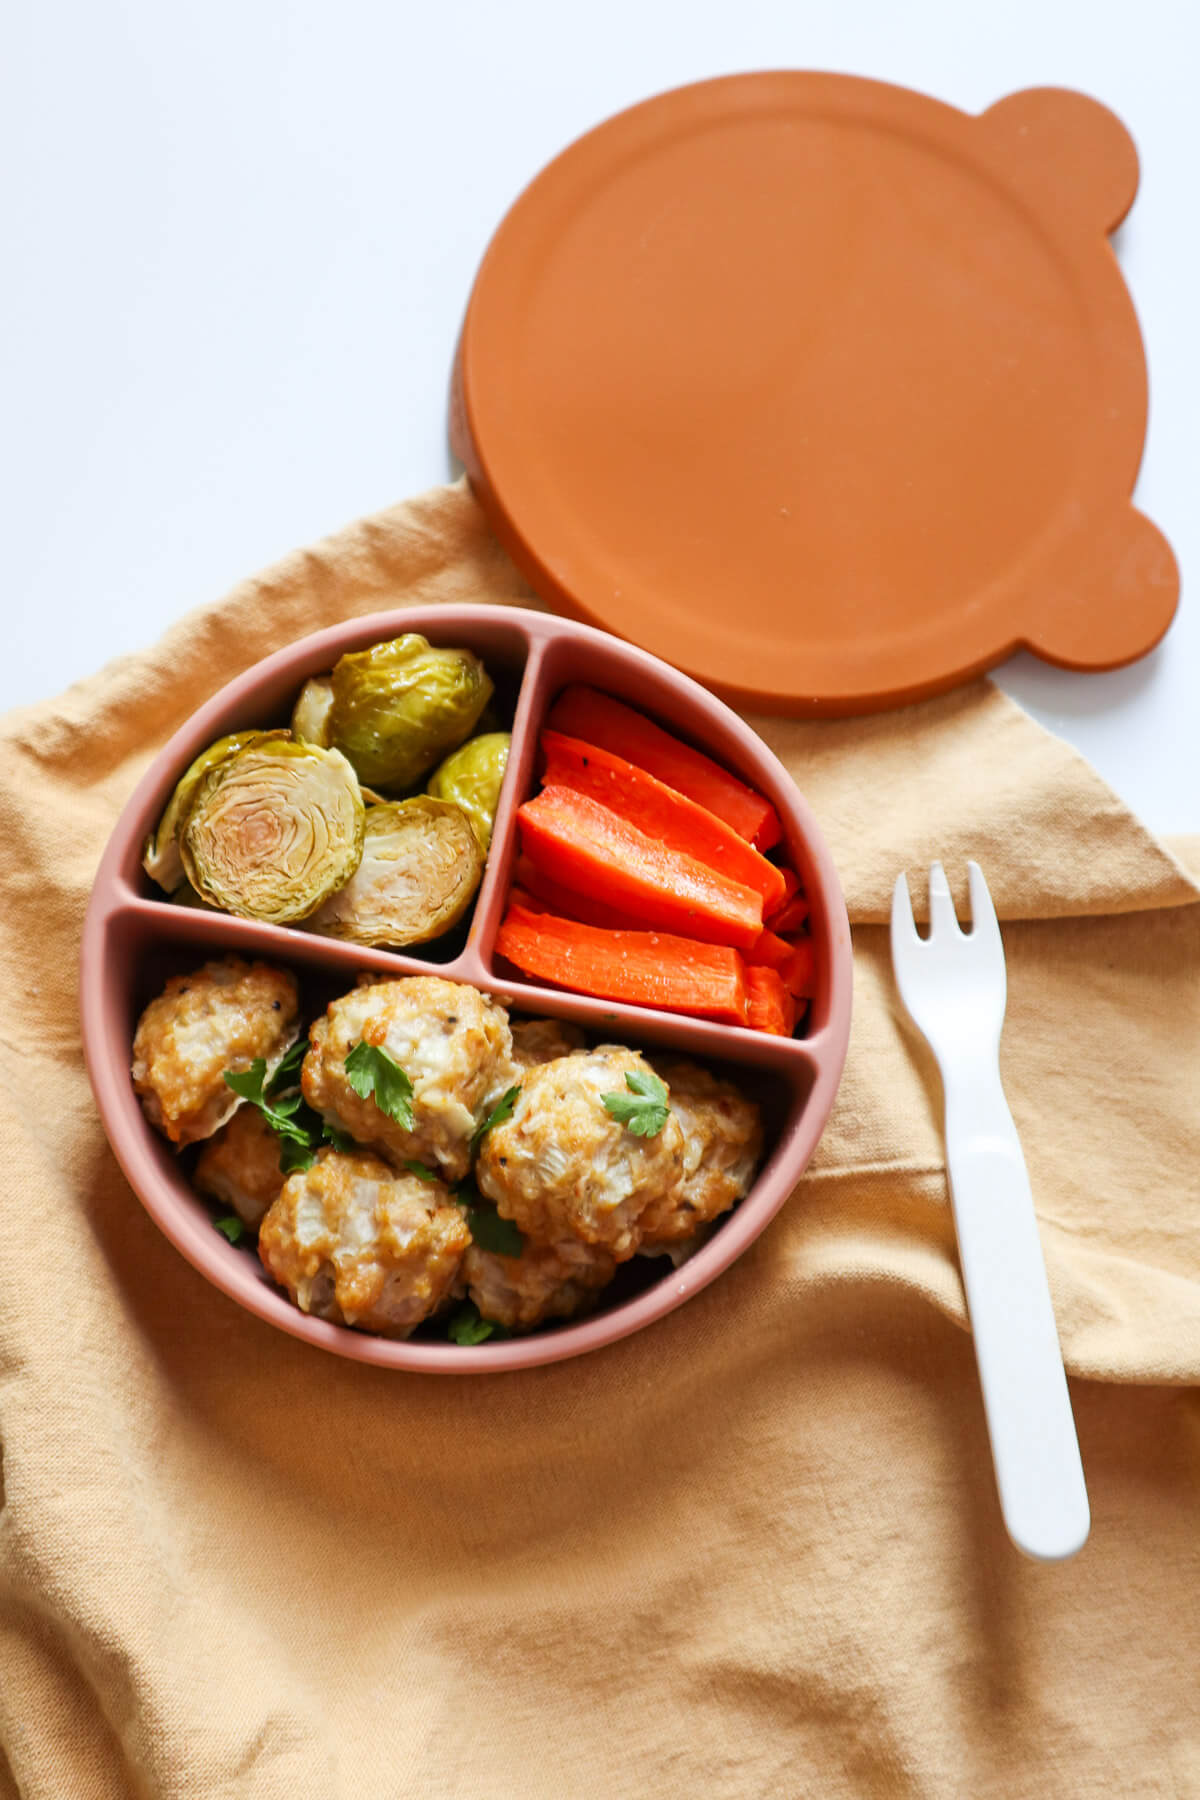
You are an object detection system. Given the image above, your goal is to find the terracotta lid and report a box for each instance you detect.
[452,74,1179,716]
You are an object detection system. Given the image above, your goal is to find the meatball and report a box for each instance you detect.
[464,1237,616,1331]
[637,1059,762,1250]
[131,958,299,1147]
[194,1106,285,1229]
[302,976,516,1184]
[475,1047,685,1260]
[258,1148,469,1335]
[510,1016,586,1069]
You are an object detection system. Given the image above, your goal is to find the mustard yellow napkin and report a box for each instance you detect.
[2,481,1198,1799]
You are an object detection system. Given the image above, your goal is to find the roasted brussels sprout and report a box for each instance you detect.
[305,796,484,947]
[426,732,510,849]
[325,635,493,790]
[180,733,365,923]
[291,676,334,746]
[142,731,268,894]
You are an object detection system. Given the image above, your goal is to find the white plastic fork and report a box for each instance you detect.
[891,861,1090,1562]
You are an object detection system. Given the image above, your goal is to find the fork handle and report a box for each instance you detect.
[942,1073,1090,1561]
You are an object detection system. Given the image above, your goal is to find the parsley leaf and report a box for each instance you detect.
[343,1042,414,1130]
[404,1160,439,1183]
[469,1085,521,1154]
[213,1215,245,1244]
[278,1136,316,1176]
[323,1123,357,1152]
[464,1201,524,1258]
[223,1058,314,1144]
[447,1301,509,1346]
[268,1038,307,1094]
[602,1068,671,1138]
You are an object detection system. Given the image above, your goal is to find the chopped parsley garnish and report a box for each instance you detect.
[404,1160,439,1183]
[447,1301,509,1346]
[602,1068,671,1137]
[343,1042,414,1130]
[213,1215,246,1245]
[469,1084,521,1154]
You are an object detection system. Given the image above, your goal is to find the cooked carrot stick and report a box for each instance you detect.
[516,786,763,950]
[745,928,795,971]
[547,686,782,850]
[767,893,811,935]
[512,856,645,931]
[496,902,749,1025]
[745,966,797,1036]
[539,731,787,913]
[781,937,816,999]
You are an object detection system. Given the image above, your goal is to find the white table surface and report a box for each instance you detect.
[3,0,1196,832]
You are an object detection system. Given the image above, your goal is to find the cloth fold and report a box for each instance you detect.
[1,480,1197,1797]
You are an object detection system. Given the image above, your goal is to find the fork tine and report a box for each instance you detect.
[890,871,918,945]
[966,860,1001,947]
[928,861,960,935]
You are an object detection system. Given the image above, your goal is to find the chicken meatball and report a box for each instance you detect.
[131,958,299,1147]
[301,976,516,1184]
[475,1047,685,1260]
[510,1016,586,1069]
[637,1059,762,1250]
[258,1148,470,1335]
[194,1105,286,1229]
[464,1237,616,1331]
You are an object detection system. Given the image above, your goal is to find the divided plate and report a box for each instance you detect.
[453,75,1179,715]
[80,607,852,1371]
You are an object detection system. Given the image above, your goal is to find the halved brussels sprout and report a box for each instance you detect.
[291,676,334,746]
[326,634,493,790]
[305,796,484,947]
[180,733,365,923]
[426,732,510,849]
[142,731,269,893]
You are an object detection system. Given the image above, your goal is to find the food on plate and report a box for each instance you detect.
[547,685,782,850]
[462,1237,616,1331]
[474,1046,686,1260]
[637,1059,763,1252]
[131,957,300,1146]
[130,958,766,1341]
[516,786,763,948]
[509,1015,586,1067]
[194,1105,287,1229]
[744,966,797,1037]
[257,1149,470,1334]
[301,975,517,1185]
[291,675,334,746]
[142,730,270,894]
[426,731,511,848]
[305,797,484,948]
[539,730,786,911]
[320,634,493,790]
[180,734,365,923]
[497,900,750,1025]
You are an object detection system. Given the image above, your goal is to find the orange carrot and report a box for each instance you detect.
[745,929,794,971]
[512,856,645,931]
[745,966,797,1036]
[767,893,811,935]
[539,731,787,913]
[781,937,816,999]
[496,901,749,1025]
[547,685,782,850]
[516,786,763,950]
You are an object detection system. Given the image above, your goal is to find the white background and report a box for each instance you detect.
[2,0,1196,831]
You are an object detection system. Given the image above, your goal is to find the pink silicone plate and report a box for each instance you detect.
[80,608,852,1371]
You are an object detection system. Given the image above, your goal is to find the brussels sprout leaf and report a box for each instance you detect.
[343,1042,414,1130]
[213,1216,246,1244]
[602,1068,671,1138]
[469,1085,521,1153]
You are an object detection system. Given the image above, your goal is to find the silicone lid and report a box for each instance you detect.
[452,74,1179,715]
